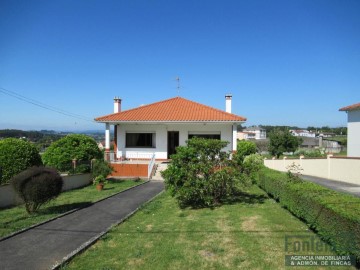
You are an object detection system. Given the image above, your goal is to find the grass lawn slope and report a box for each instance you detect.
[63,186,354,270]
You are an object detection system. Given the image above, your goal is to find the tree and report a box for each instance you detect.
[162,137,251,208]
[235,140,257,163]
[268,129,302,158]
[11,166,63,213]
[0,138,42,184]
[42,134,102,172]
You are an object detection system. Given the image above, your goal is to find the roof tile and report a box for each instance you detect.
[339,102,360,111]
[95,97,246,122]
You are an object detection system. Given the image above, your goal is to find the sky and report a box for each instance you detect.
[1,0,359,131]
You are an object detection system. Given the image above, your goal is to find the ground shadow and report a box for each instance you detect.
[187,191,268,210]
[39,202,93,215]
[107,178,125,183]
[224,191,268,205]
[102,187,115,191]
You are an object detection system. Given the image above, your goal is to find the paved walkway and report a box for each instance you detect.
[0,181,164,270]
[301,175,360,198]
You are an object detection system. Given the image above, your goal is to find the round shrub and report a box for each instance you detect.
[42,134,102,172]
[233,140,257,164]
[0,138,42,184]
[11,166,63,213]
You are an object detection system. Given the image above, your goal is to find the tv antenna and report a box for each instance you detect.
[175,76,180,96]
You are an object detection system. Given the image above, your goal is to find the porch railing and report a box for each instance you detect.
[104,151,115,162]
[127,152,154,160]
[148,153,156,179]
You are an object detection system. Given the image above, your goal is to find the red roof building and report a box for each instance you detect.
[95,95,246,161]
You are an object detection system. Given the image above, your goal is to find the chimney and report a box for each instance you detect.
[114,97,122,113]
[225,94,232,113]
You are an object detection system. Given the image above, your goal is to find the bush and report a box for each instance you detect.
[42,134,102,172]
[162,137,250,208]
[268,129,302,158]
[258,167,360,263]
[91,159,114,179]
[242,153,264,183]
[235,140,257,163]
[11,166,63,213]
[295,149,325,158]
[0,138,42,184]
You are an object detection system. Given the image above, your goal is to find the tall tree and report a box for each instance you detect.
[42,134,102,172]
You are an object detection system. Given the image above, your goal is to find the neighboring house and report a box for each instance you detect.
[300,137,319,149]
[241,126,266,140]
[339,102,360,157]
[237,131,256,140]
[95,95,246,160]
[290,129,316,138]
[318,132,335,138]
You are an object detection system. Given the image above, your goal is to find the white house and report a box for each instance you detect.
[290,129,316,138]
[242,126,266,140]
[237,131,256,140]
[95,95,246,160]
[339,102,360,157]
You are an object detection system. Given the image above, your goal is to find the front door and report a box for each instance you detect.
[167,131,179,159]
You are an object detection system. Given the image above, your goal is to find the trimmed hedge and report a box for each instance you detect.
[259,167,360,262]
[0,138,43,184]
[11,166,63,213]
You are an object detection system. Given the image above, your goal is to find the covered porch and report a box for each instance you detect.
[105,149,157,179]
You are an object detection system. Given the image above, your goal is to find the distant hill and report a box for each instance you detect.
[0,129,61,141]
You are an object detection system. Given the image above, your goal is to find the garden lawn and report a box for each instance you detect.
[0,179,144,238]
[63,186,354,270]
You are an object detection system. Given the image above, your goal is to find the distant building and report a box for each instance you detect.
[318,132,335,138]
[290,129,316,138]
[339,102,360,157]
[238,126,266,140]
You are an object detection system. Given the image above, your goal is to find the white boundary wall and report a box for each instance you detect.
[0,173,92,209]
[264,156,360,185]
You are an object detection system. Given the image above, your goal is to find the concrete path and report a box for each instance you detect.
[0,181,164,270]
[301,175,360,198]
[151,162,168,181]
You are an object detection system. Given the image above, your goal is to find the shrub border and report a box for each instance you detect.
[258,167,360,264]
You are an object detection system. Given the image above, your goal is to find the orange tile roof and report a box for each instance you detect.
[95,97,246,122]
[339,102,360,111]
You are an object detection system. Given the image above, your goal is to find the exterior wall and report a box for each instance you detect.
[62,173,92,191]
[0,184,23,208]
[0,173,92,209]
[264,157,360,185]
[116,123,235,159]
[348,110,360,157]
[110,163,148,178]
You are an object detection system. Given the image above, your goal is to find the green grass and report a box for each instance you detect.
[0,179,144,238]
[63,186,354,270]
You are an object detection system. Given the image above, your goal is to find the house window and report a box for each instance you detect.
[188,134,221,140]
[126,133,156,148]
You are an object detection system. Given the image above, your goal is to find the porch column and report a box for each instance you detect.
[105,123,110,161]
[232,124,237,152]
[113,125,118,159]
